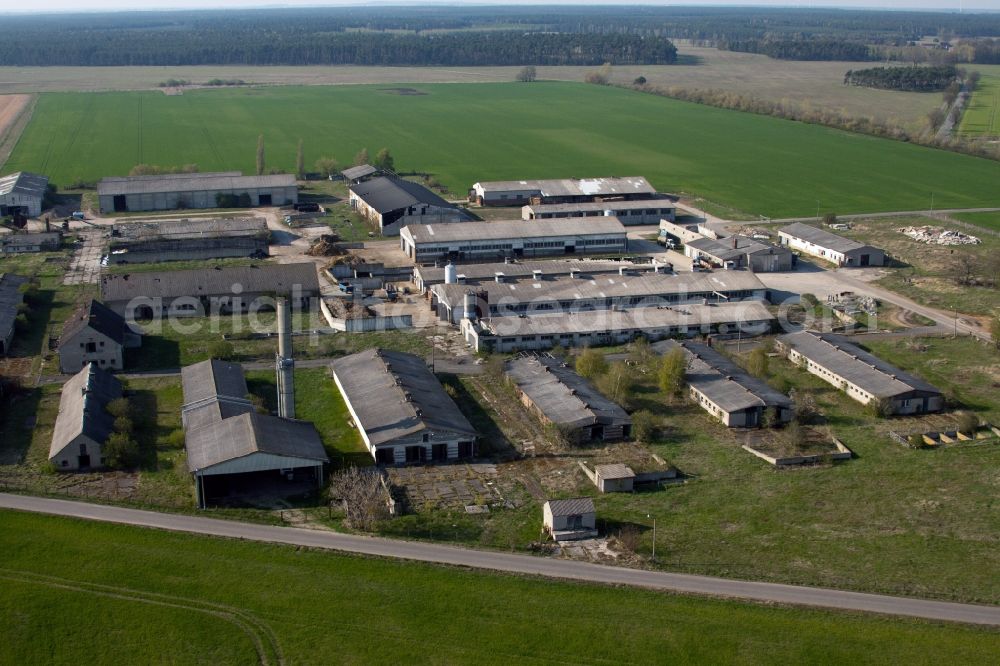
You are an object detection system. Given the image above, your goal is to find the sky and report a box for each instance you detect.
[1,1,999,14]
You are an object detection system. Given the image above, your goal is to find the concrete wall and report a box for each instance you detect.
[50,434,104,471]
[100,186,297,213]
[59,328,123,374]
[0,192,43,217]
[109,237,267,264]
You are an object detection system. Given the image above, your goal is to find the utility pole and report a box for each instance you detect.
[647,513,656,562]
[816,201,821,221]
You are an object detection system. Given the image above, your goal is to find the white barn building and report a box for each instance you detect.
[98,172,297,213]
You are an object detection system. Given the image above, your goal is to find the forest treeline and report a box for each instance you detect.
[844,65,958,92]
[1,7,999,67]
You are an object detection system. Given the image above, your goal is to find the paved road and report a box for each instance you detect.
[3,493,1000,626]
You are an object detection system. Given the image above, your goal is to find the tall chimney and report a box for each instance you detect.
[276,297,295,419]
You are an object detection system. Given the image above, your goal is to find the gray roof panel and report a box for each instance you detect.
[185,411,328,472]
[0,171,49,199]
[402,217,627,245]
[50,363,123,459]
[98,172,295,196]
[546,497,596,516]
[100,262,319,302]
[477,177,656,198]
[778,223,876,255]
[60,299,127,347]
[350,177,456,214]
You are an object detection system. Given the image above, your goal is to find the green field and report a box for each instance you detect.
[953,210,1000,232]
[5,82,1000,217]
[960,68,1000,138]
[2,511,999,664]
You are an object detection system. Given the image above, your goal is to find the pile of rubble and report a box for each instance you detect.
[307,234,345,256]
[897,226,981,246]
[324,297,374,320]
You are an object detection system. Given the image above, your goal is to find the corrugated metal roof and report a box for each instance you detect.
[186,411,328,472]
[433,270,766,309]
[97,172,295,196]
[59,299,127,347]
[0,171,49,199]
[662,340,793,414]
[687,235,784,262]
[778,223,873,255]
[0,232,61,248]
[182,359,250,408]
[111,217,267,243]
[546,497,595,516]
[403,217,626,245]
[341,165,378,181]
[49,363,123,459]
[415,259,642,287]
[595,463,635,480]
[524,198,676,214]
[350,176,456,215]
[479,301,774,336]
[101,262,319,302]
[506,355,631,431]
[476,177,656,198]
[777,331,941,398]
[331,348,476,448]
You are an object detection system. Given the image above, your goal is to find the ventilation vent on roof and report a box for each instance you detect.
[415,408,423,417]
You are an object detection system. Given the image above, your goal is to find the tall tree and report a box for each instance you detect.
[575,347,607,379]
[658,347,687,396]
[314,156,339,179]
[256,134,265,176]
[353,147,369,167]
[516,65,537,82]
[295,139,305,179]
[374,148,394,172]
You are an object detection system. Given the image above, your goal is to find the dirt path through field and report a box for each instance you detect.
[0,93,34,168]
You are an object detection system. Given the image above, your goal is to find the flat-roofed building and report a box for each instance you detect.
[778,223,884,267]
[413,259,655,292]
[505,354,632,443]
[432,269,768,324]
[522,199,676,225]
[97,172,297,213]
[349,176,466,236]
[776,331,942,414]
[0,272,27,356]
[0,231,61,254]
[686,236,794,273]
[0,171,48,218]
[400,218,628,264]
[100,262,319,319]
[108,217,269,264]
[49,363,122,471]
[462,301,775,352]
[331,349,477,465]
[181,358,328,509]
[663,340,794,427]
[471,176,657,207]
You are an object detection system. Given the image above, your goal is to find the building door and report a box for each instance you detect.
[405,446,425,463]
[113,195,127,212]
[860,254,870,267]
[432,443,448,461]
[375,448,395,465]
[258,194,273,206]
[457,441,473,459]
[78,443,90,469]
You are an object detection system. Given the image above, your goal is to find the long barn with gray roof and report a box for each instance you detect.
[778,223,884,268]
[98,172,297,213]
[776,331,942,414]
[49,363,122,471]
[331,349,477,465]
[471,176,657,207]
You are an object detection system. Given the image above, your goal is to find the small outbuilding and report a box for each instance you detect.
[686,235,794,272]
[543,498,598,541]
[340,164,379,184]
[58,299,141,374]
[593,463,636,493]
[49,363,123,471]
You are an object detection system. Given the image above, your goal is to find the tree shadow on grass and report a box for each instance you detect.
[126,336,180,371]
[11,288,55,358]
[127,389,165,471]
[0,387,43,465]
[438,373,518,461]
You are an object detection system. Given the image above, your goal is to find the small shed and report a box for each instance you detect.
[543,497,597,541]
[594,463,636,493]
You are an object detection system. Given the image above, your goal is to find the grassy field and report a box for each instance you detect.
[3,511,1000,664]
[952,210,1000,232]
[5,82,1000,218]
[960,66,1000,138]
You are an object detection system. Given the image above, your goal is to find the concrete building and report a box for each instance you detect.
[462,301,776,353]
[331,349,477,465]
[100,262,320,319]
[413,259,651,292]
[505,355,632,443]
[522,199,676,225]
[592,463,636,493]
[776,331,943,414]
[181,359,329,509]
[97,172,297,213]
[686,236,794,272]
[542,498,598,541]
[58,299,140,374]
[778,223,885,267]
[0,171,48,218]
[401,218,629,264]
[0,272,27,356]
[470,176,657,207]
[349,177,466,236]
[108,217,269,264]
[664,340,794,427]
[0,231,61,254]
[340,164,379,184]
[659,219,719,246]
[432,269,768,324]
[48,363,123,471]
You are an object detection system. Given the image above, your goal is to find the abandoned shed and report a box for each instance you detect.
[505,355,632,443]
[471,176,657,207]
[0,171,48,218]
[49,363,122,471]
[776,331,943,415]
[108,217,269,264]
[778,223,885,268]
[0,272,27,356]
[181,359,328,508]
[663,340,794,427]
[100,262,320,319]
[330,348,477,465]
[542,498,598,541]
[0,231,61,254]
[399,218,628,263]
[97,172,298,213]
[349,176,466,236]
[58,299,141,374]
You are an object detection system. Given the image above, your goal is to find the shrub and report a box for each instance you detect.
[866,397,894,419]
[907,434,925,448]
[746,347,769,377]
[14,313,29,333]
[113,416,133,435]
[575,347,607,379]
[955,411,979,435]
[104,432,140,469]
[631,410,658,442]
[658,347,686,396]
[106,397,131,419]
[794,392,820,425]
[208,340,235,360]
